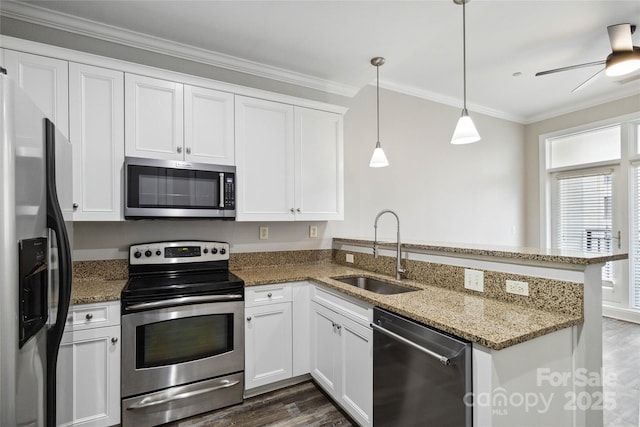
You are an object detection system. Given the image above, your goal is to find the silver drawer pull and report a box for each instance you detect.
[267,292,272,298]
[85,313,93,321]
[371,322,452,366]
[111,337,118,344]
[125,294,243,311]
[126,380,240,410]
[247,317,252,322]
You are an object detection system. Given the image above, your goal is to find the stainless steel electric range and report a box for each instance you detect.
[120,240,244,427]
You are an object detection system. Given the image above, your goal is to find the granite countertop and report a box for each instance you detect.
[233,262,582,350]
[71,261,581,350]
[334,237,628,266]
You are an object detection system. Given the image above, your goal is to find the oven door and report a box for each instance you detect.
[121,300,244,398]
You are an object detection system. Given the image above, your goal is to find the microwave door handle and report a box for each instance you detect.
[219,173,225,208]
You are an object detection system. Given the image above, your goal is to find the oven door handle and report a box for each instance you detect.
[126,379,241,410]
[125,294,243,311]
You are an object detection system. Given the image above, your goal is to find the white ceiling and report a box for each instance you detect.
[3,0,640,123]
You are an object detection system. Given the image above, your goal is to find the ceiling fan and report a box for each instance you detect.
[536,23,640,92]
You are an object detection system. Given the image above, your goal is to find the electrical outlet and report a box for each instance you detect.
[309,226,318,238]
[464,269,484,292]
[259,226,268,240]
[346,253,354,263]
[506,280,529,296]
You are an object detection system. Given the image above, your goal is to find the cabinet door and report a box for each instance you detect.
[69,63,124,221]
[245,302,293,389]
[3,50,69,137]
[184,85,234,165]
[125,74,183,160]
[294,107,344,220]
[338,315,373,426]
[57,325,120,427]
[235,96,295,221]
[309,302,339,395]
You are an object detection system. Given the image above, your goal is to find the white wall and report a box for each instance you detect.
[329,85,526,245]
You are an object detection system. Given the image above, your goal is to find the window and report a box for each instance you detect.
[631,164,640,308]
[549,126,620,169]
[553,170,614,282]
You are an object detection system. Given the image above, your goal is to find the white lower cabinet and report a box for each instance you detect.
[310,287,372,427]
[244,283,294,390]
[57,301,120,427]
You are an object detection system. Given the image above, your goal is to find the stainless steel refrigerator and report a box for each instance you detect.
[0,71,73,426]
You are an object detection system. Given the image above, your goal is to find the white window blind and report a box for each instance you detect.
[554,170,613,282]
[632,165,640,308]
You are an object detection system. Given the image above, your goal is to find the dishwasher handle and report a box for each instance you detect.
[371,322,453,366]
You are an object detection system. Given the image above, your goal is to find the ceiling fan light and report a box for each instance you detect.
[605,48,640,76]
[451,111,481,145]
[369,142,389,167]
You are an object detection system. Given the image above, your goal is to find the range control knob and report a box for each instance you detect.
[203,248,209,254]
[155,250,162,256]
[220,248,226,255]
[145,250,152,257]
[211,248,218,255]
[134,251,142,259]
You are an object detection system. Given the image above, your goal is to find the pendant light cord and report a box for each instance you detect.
[462,0,467,112]
[376,63,380,143]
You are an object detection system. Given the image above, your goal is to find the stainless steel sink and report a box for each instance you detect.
[332,276,417,295]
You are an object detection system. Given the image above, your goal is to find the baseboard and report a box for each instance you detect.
[243,374,312,399]
[603,305,640,324]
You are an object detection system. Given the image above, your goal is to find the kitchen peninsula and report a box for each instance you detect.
[73,238,625,427]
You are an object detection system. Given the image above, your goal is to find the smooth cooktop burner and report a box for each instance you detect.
[122,270,244,300]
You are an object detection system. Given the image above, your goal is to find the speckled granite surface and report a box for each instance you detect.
[234,262,581,350]
[334,237,628,266]
[71,249,584,350]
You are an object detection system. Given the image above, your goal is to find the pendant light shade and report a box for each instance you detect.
[451,0,481,145]
[369,57,389,167]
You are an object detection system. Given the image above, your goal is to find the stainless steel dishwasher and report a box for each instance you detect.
[371,307,472,427]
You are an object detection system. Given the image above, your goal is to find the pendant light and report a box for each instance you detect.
[369,57,389,167]
[451,0,481,145]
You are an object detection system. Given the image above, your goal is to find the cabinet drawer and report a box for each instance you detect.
[312,285,372,327]
[245,284,292,307]
[65,301,120,331]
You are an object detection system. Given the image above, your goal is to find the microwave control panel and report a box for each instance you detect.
[224,174,235,209]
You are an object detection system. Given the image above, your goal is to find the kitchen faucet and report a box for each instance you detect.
[373,209,406,280]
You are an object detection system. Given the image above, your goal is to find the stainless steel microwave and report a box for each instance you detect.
[124,157,236,219]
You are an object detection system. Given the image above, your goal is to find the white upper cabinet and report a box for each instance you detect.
[69,63,124,221]
[125,73,234,165]
[125,73,184,160]
[3,50,69,137]
[235,96,344,221]
[184,85,235,165]
[235,96,295,221]
[295,107,344,221]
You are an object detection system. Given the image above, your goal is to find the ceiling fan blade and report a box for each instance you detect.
[536,60,605,76]
[607,23,634,52]
[571,68,605,92]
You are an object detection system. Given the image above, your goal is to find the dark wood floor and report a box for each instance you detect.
[169,380,354,427]
[603,317,640,427]
[168,317,638,427]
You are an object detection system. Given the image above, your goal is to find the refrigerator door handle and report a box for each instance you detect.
[44,118,72,427]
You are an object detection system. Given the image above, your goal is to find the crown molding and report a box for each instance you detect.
[378,79,527,124]
[0,0,359,97]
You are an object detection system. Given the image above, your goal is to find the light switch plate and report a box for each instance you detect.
[464,269,484,292]
[309,226,318,238]
[346,253,354,263]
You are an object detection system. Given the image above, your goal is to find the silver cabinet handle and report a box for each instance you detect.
[296,208,301,213]
[267,292,272,298]
[72,203,78,209]
[290,208,295,213]
[246,317,252,321]
[177,146,182,154]
[186,147,191,155]
[370,322,452,366]
[85,313,93,321]
[111,337,118,344]
[126,380,240,410]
